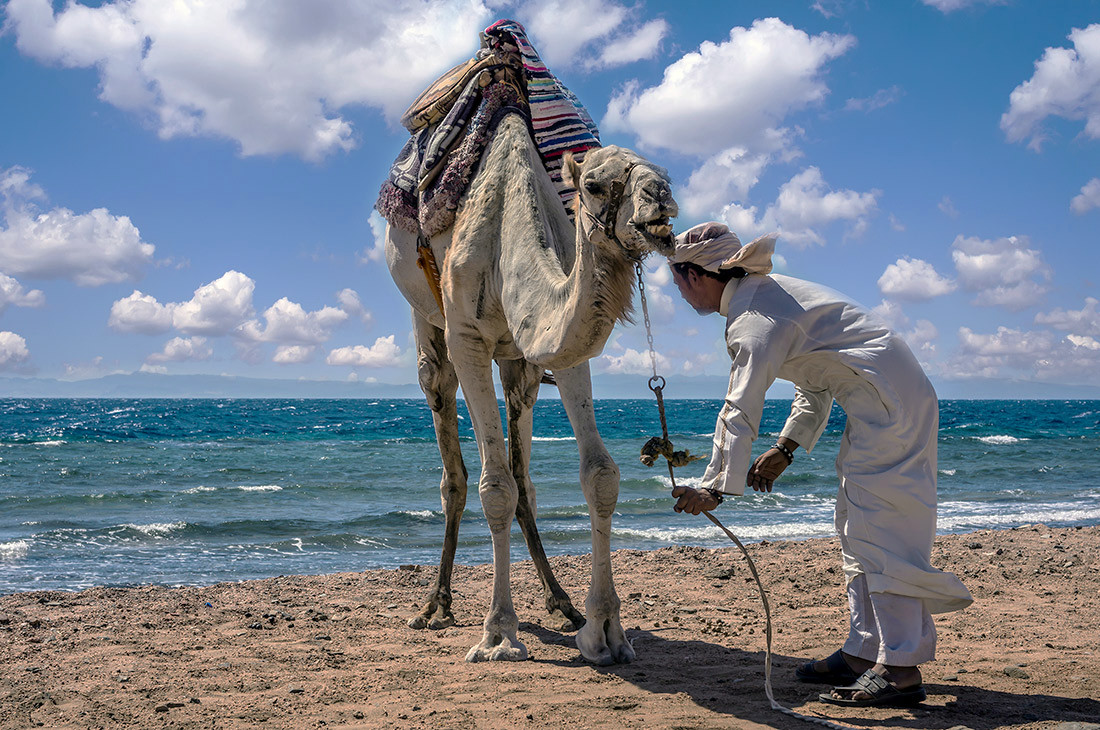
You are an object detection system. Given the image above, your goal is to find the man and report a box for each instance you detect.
[667,222,972,708]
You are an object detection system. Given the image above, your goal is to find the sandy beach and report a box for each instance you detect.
[2,524,1098,730]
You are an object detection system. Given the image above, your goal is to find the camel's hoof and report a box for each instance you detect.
[546,607,584,633]
[408,608,454,630]
[428,614,455,630]
[577,619,634,665]
[465,637,528,662]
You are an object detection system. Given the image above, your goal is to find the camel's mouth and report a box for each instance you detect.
[633,216,676,252]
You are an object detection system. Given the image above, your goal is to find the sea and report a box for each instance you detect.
[1,397,1098,595]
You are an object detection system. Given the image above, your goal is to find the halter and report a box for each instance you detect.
[579,162,639,255]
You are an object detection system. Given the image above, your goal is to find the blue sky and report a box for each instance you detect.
[1,0,1098,395]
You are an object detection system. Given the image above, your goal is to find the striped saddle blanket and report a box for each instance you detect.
[376,19,601,238]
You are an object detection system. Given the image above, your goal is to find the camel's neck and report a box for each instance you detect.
[490,122,638,371]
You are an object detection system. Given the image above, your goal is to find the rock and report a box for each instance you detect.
[247,622,264,630]
[1004,666,1030,679]
[966,542,983,549]
[0,614,10,625]
[154,705,169,713]
[289,687,305,694]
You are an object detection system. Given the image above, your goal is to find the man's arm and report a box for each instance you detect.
[699,311,800,496]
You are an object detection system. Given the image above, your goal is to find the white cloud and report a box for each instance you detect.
[5,0,497,160]
[679,147,771,218]
[0,166,154,286]
[844,85,902,113]
[358,211,388,265]
[0,272,45,312]
[950,324,1100,384]
[1035,297,1100,336]
[171,271,256,335]
[602,16,857,223]
[1067,334,1100,350]
[273,345,316,364]
[603,18,854,159]
[1071,178,1100,214]
[110,271,363,364]
[146,336,212,364]
[0,331,30,369]
[592,18,668,69]
[595,347,670,375]
[951,235,1051,310]
[525,0,625,67]
[921,0,1006,12]
[336,288,373,325]
[240,297,347,345]
[877,257,956,300]
[109,270,256,337]
[1001,24,1100,151]
[938,196,959,218]
[326,336,403,367]
[108,290,174,334]
[720,167,879,247]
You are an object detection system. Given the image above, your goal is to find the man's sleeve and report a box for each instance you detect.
[701,312,798,496]
[779,385,833,453]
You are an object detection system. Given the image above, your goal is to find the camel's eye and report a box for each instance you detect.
[583,179,604,194]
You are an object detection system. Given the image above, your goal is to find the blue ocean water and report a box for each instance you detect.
[1,398,1098,594]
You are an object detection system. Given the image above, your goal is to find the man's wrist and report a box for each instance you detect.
[702,487,724,504]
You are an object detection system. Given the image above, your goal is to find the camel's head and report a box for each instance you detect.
[565,146,679,259]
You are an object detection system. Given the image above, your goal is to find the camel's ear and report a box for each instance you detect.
[562,151,582,189]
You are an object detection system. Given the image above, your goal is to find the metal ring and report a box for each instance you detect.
[648,375,666,391]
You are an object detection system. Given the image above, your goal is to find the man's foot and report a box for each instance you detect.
[821,665,925,707]
[794,650,870,685]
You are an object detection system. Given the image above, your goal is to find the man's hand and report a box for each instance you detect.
[672,485,721,515]
[746,449,790,492]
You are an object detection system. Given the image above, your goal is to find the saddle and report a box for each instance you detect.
[400,44,525,133]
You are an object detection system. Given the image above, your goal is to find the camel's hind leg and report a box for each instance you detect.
[555,362,635,665]
[498,358,586,632]
[407,312,468,631]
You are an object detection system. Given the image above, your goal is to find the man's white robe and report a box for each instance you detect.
[703,273,972,615]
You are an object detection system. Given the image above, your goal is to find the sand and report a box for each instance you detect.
[2,524,1098,730]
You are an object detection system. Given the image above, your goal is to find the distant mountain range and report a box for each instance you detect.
[1,372,1098,400]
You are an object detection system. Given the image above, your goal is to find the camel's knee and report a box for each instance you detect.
[479,475,519,533]
[418,353,457,413]
[440,479,467,513]
[580,453,620,519]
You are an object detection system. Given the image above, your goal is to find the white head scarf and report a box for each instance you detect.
[669,222,777,275]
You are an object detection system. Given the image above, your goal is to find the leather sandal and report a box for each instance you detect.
[795,649,860,685]
[819,669,927,707]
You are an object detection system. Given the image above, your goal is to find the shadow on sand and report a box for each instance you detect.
[521,623,1100,730]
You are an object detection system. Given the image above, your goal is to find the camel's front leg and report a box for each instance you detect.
[407,313,467,630]
[555,363,634,665]
[498,358,585,632]
[448,334,526,662]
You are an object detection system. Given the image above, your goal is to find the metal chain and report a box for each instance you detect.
[635,261,658,381]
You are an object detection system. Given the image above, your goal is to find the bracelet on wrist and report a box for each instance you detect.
[773,442,794,464]
[703,487,724,504]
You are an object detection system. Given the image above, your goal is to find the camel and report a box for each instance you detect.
[385,111,678,664]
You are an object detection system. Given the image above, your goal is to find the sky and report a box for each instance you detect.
[1,0,1099,396]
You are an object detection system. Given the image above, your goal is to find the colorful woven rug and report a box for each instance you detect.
[376,19,601,237]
